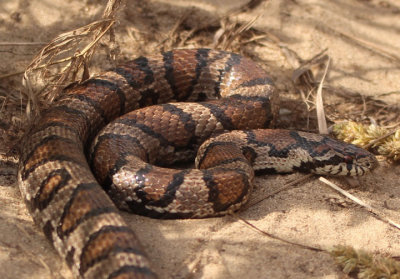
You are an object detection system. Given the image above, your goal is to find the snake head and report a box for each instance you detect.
[341,150,379,176]
[311,137,379,176]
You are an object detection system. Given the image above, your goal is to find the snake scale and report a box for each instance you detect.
[18,49,377,279]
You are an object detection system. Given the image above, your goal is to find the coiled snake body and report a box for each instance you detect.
[18,49,377,279]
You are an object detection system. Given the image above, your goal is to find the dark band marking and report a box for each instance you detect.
[131,164,153,190]
[254,168,278,175]
[79,226,144,275]
[161,103,196,138]
[51,105,91,128]
[79,78,126,117]
[42,220,54,244]
[204,168,250,213]
[65,246,76,268]
[114,67,140,90]
[28,121,82,144]
[134,56,155,85]
[108,265,157,279]
[34,168,72,210]
[74,92,108,123]
[81,245,146,275]
[57,182,101,238]
[224,53,242,72]
[201,171,223,213]
[187,48,210,100]
[202,171,218,210]
[92,133,149,163]
[135,169,189,208]
[113,82,127,116]
[22,154,88,181]
[196,141,238,168]
[162,51,179,99]
[114,56,155,95]
[62,206,117,238]
[210,157,251,169]
[115,119,171,147]
[201,102,236,130]
[228,94,271,103]
[22,135,78,168]
[36,105,92,145]
[138,88,160,107]
[237,77,274,88]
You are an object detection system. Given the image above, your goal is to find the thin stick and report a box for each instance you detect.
[364,130,397,149]
[316,56,330,135]
[233,213,324,252]
[0,42,47,46]
[245,174,314,209]
[335,28,400,64]
[0,70,25,79]
[319,177,400,230]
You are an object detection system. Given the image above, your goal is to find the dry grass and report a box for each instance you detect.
[15,0,398,131]
[331,245,400,279]
[333,122,400,161]
[22,0,123,119]
[19,0,272,121]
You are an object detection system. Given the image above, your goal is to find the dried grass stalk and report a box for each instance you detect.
[23,0,123,119]
[315,57,330,134]
[213,15,260,50]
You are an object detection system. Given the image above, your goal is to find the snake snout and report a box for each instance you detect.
[355,153,379,173]
[313,145,378,176]
[340,151,378,176]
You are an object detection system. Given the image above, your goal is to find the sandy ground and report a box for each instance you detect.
[1,0,400,278]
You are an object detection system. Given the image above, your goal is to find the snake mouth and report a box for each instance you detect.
[344,156,379,176]
[344,158,378,176]
[311,154,378,176]
[355,153,379,174]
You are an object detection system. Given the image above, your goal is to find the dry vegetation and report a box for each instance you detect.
[4,0,399,159]
[1,0,400,278]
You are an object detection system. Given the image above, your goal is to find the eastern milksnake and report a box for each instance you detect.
[18,49,377,278]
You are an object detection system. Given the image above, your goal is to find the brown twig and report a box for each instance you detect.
[363,130,397,149]
[319,177,400,231]
[244,174,314,209]
[0,42,47,46]
[233,213,325,252]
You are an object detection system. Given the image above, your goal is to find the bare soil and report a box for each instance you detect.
[1,0,400,278]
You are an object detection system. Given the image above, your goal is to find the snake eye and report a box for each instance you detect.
[344,155,353,163]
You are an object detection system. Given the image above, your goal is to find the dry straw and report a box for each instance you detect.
[333,121,400,161]
[331,245,400,279]
[22,0,123,119]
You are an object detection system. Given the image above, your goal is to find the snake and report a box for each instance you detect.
[18,48,378,279]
